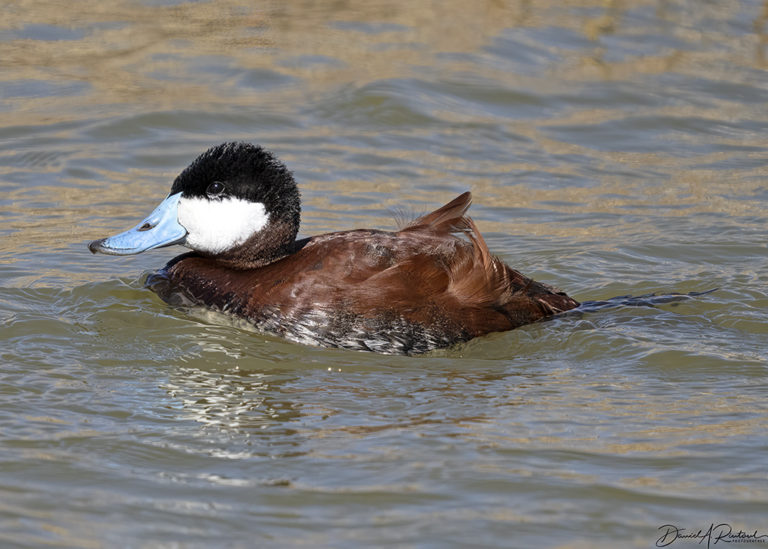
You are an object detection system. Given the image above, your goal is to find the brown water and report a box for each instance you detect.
[1,1,767,547]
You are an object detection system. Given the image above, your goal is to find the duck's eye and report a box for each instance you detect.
[206,181,226,197]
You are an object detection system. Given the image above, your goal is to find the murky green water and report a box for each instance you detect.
[2,1,767,547]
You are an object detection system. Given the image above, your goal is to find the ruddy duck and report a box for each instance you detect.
[89,142,579,354]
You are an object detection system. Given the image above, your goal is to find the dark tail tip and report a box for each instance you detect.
[575,288,718,313]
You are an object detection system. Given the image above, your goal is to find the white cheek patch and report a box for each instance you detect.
[177,196,269,254]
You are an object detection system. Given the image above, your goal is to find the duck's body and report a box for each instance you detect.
[90,143,578,354]
[159,194,577,353]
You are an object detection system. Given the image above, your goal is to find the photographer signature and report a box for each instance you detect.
[657,523,767,548]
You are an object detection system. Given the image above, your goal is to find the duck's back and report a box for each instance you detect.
[159,193,579,353]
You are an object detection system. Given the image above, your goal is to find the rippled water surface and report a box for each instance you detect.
[2,1,767,547]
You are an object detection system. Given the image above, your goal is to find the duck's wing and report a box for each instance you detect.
[397,192,499,302]
[399,191,579,319]
[400,191,473,234]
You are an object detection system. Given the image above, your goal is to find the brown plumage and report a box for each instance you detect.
[158,191,579,354]
[90,143,579,354]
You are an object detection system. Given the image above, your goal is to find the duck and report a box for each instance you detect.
[89,142,579,354]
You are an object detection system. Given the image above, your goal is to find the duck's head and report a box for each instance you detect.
[89,142,301,268]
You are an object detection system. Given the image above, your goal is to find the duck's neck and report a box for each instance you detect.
[204,219,299,270]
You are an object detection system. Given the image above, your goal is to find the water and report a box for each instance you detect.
[1,1,767,547]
